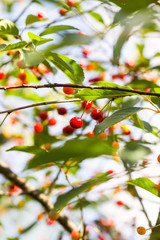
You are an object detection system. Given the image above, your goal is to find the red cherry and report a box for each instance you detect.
[48,118,56,126]
[31,68,42,80]
[70,117,83,129]
[0,71,5,80]
[116,200,124,206]
[78,31,85,36]
[91,108,103,120]
[157,154,160,163]
[89,76,102,83]
[9,184,22,195]
[57,107,67,115]
[46,217,56,225]
[59,9,67,16]
[18,72,27,81]
[63,125,75,135]
[107,170,114,175]
[82,46,92,57]
[63,86,74,95]
[39,111,48,121]
[67,0,76,6]
[82,101,93,110]
[37,12,44,18]
[34,122,43,133]
[71,230,80,239]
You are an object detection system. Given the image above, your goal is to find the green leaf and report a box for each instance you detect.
[121,142,151,166]
[89,12,105,24]
[95,107,142,135]
[76,81,135,100]
[142,121,152,132]
[40,25,79,36]
[129,79,158,89]
[26,137,114,169]
[131,113,144,129]
[7,146,46,155]
[52,173,110,213]
[47,53,84,84]
[0,19,19,36]
[127,177,159,197]
[0,41,27,51]
[25,14,48,25]
[21,49,44,68]
[28,32,53,46]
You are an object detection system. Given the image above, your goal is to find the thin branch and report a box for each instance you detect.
[1,83,160,98]
[0,161,78,232]
[46,169,61,196]
[0,98,82,115]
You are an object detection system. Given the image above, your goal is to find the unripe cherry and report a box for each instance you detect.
[57,107,67,115]
[63,86,74,95]
[91,108,103,120]
[0,71,5,80]
[70,117,83,129]
[137,226,146,235]
[48,118,56,126]
[112,141,119,149]
[63,125,75,135]
[71,230,80,240]
[98,132,107,140]
[34,122,43,133]
[39,111,48,121]
[85,131,95,137]
[82,101,93,110]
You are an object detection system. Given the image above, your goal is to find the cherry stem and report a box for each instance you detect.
[142,95,160,112]
[146,223,160,231]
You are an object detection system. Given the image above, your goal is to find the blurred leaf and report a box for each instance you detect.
[7,146,46,154]
[127,177,159,197]
[52,173,110,213]
[131,113,144,129]
[129,79,158,89]
[0,19,19,36]
[0,41,27,51]
[121,97,140,108]
[76,81,135,100]
[142,121,152,132]
[95,107,142,135]
[40,25,79,36]
[25,14,48,25]
[89,12,105,24]
[28,32,53,46]
[26,137,114,169]
[47,53,84,84]
[21,49,44,68]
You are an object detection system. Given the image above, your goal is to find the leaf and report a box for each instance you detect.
[95,107,142,135]
[0,41,27,51]
[52,173,111,213]
[21,49,44,68]
[121,142,151,166]
[7,146,46,155]
[131,113,144,129]
[47,53,84,84]
[28,32,53,46]
[89,12,105,24]
[26,137,114,169]
[127,177,159,197]
[0,19,19,36]
[76,81,135,100]
[142,121,152,132]
[129,79,158,89]
[40,25,79,36]
[25,14,48,25]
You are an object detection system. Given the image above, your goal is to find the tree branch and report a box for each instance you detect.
[0,161,78,232]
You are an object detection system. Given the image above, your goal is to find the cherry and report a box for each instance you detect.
[98,132,107,140]
[34,122,43,133]
[59,9,67,16]
[9,184,22,195]
[98,116,106,123]
[70,117,83,129]
[82,46,92,57]
[137,226,146,235]
[31,67,42,80]
[37,212,44,220]
[63,86,74,95]
[67,0,76,6]
[126,60,135,68]
[107,170,114,175]
[91,108,103,120]
[82,101,93,110]
[48,118,56,126]
[85,131,95,137]
[116,200,124,206]
[57,107,67,115]
[0,71,5,80]
[157,154,160,163]
[89,76,102,83]
[18,72,27,81]
[37,12,44,18]
[112,141,119,149]
[63,125,75,135]
[122,124,130,135]
[39,111,48,121]
[112,73,125,80]
[46,217,56,225]
[78,31,85,36]
[71,230,80,240]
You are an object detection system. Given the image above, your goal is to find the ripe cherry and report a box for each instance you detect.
[70,117,83,129]
[112,141,119,149]
[137,226,146,235]
[37,12,44,18]
[91,108,103,120]
[59,9,67,16]
[71,230,80,240]
[46,217,56,225]
[82,46,92,57]
[34,122,43,133]
[37,212,44,220]
[63,86,74,95]
[85,131,95,137]
[116,200,124,206]
[57,107,67,115]
[0,71,5,80]
[67,0,76,7]
[82,101,93,110]
[39,111,48,121]
[48,118,56,126]
[157,154,160,163]
[18,72,27,81]
[63,125,75,135]
[9,184,22,195]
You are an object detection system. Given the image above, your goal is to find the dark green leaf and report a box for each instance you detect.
[0,19,19,36]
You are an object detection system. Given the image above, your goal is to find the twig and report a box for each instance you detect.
[0,161,78,232]
[46,169,61,196]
